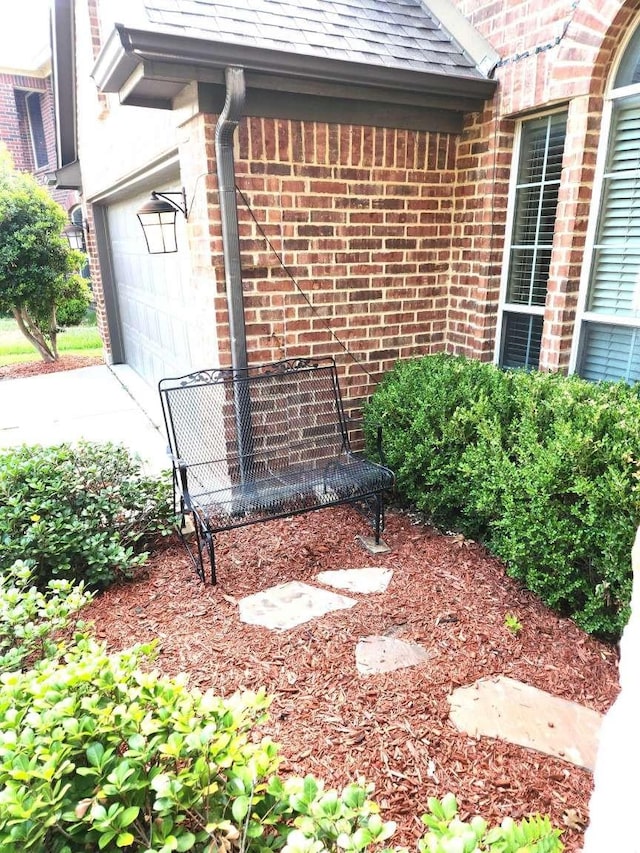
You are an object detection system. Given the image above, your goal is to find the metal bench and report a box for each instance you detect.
[158,357,395,583]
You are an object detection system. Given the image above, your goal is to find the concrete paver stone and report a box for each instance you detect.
[316,567,393,594]
[447,675,603,770]
[356,635,432,675]
[356,535,391,554]
[238,581,357,631]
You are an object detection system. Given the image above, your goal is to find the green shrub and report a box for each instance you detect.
[365,355,640,638]
[55,274,92,328]
[364,355,516,537]
[418,794,563,852]
[0,638,395,852]
[0,442,174,589]
[0,559,92,673]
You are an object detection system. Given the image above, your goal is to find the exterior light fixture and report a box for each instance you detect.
[136,189,187,254]
[63,221,86,251]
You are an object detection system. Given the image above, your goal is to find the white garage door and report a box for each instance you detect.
[107,188,195,387]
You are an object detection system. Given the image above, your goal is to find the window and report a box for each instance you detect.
[25,92,48,170]
[497,112,567,369]
[575,24,640,382]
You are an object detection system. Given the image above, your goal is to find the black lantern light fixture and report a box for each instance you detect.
[63,221,86,251]
[136,189,187,254]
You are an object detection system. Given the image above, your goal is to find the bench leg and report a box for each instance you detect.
[374,492,384,545]
[176,510,218,585]
[205,531,217,585]
[192,515,207,583]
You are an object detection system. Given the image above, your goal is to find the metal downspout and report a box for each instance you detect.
[216,65,248,373]
[215,66,254,478]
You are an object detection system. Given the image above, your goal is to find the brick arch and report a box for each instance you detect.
[554,0,640,100]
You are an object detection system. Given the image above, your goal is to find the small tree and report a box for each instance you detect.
[0,145,90,361]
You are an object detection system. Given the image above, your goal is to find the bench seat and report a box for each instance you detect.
[189,453,394,526]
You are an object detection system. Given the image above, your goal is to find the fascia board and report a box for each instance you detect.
[92,24,497,105]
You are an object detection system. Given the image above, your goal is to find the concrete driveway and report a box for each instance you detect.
[0,364,169,474]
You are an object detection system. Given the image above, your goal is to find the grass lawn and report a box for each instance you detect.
[0,315,103,366]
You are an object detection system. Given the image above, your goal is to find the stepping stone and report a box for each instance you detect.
[356,535,391,555]
[356,635,431,675]
[447,675,602,770]
[238,581,356,631]
[316,567,393,594]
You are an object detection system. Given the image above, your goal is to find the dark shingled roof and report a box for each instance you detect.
[142,0,481,79]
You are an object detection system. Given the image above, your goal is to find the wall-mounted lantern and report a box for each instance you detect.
[63,221,86,251]
[136,189,187,254]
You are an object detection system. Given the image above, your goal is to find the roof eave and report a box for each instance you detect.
[51,0,78,169]
[92,24,497,108]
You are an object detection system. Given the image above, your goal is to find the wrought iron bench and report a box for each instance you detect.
[158,357,395,583]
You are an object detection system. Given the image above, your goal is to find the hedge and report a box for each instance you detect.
[364,354,640,639]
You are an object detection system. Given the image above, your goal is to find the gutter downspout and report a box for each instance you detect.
[215,65,248,374]
[215,66,254,477]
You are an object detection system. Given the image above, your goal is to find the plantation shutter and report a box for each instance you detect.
[499,112,567,370]
[578,97,640,381]
[580,323,640,383]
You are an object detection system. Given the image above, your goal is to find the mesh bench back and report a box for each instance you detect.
[159,359,350,482]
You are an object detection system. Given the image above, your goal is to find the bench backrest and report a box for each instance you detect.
[159,358,352,481]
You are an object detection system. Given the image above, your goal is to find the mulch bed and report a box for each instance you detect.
[0,354,103,380]
[83,506,620,852]
[4,355,620,849]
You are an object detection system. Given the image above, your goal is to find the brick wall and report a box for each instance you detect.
[0,70,76,211]
[446,106,513,362]
[0,73,50,172]
[204,117,457,411]
[446,0,639,372]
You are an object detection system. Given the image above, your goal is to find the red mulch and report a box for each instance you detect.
[83,505,620,852]
[0,354,103,380]
[7,355,619,848]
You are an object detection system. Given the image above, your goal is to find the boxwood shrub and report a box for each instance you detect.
[365,354,640,639]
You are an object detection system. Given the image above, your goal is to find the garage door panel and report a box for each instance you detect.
[107,188,196,386]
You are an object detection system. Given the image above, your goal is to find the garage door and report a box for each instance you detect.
[107,187,196,387]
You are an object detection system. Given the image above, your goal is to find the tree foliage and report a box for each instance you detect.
[0,145,90,361]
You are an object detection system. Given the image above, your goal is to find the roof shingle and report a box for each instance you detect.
[142,0,480,78]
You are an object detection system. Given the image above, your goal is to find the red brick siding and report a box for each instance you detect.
[86,0,109,113]
[447,106,513,362]
[0,74,48,172]
[448,0,639,372]
[0,72,75,210]
[203,118,457,409]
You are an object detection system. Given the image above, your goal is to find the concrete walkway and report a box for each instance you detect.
[0,364,169,474]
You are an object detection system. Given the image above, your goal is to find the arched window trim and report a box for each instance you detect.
[569,13,640,381]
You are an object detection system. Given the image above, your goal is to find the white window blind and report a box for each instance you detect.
[499,112,567,369]
[578,96,640,381]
